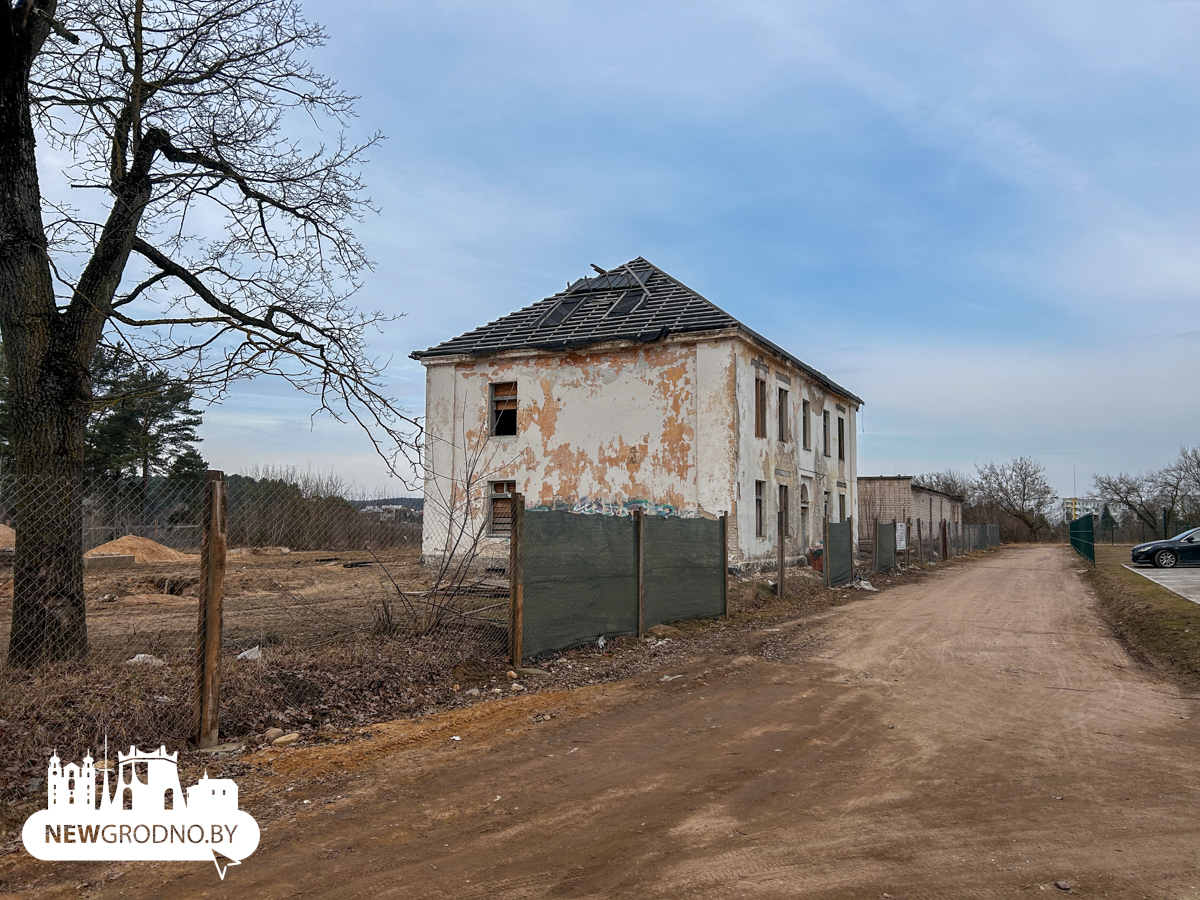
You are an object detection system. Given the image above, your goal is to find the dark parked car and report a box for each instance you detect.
[1131,527,1200,568]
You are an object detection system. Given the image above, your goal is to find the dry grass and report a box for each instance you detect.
[1084,544,1200,692]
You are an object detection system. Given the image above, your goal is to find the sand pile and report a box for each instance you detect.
[86,535,194,564]
[0,525,13,548]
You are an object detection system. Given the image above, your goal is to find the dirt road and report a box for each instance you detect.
[9,545,1200,899]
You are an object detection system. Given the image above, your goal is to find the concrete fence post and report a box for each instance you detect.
[509,493,525,666]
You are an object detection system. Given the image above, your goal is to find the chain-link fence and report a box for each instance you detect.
[0,471,441,818]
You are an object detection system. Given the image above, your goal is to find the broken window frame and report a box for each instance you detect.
[490,382,518,436]
[489,480,517,535]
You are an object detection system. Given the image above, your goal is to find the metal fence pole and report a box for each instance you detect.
[635,508,645,635]
[720,512,729,617]
[196,470,227,749]
[509,492,525,666]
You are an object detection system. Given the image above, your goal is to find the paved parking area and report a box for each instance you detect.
[1124,564,1200,604]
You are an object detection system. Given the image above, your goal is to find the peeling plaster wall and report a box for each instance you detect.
[731,337,859,562]
[419,334,858,565]
[420,340,731,561]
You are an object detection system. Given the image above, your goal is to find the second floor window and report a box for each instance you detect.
[491,382,517,436]
[778,388,789,442]
[822,410,831,457]
[754,376,768,438]
[838,416,845,461]
[802,399,810,448]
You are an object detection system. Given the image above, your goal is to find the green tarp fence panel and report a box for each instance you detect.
[989,524,1000,546]
[521,511,638,659]
[876,522,896,572]
[643,516,726,628]
[1069,515,1095,566]
[828,520,853,587]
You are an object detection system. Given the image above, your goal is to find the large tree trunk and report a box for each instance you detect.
[1,8,91,665]
[2,6,149,665]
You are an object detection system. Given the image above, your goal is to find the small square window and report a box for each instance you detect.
[491,383,517,436]
[489,481,516,534]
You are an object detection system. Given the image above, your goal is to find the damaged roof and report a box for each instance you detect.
[411,257,862,405]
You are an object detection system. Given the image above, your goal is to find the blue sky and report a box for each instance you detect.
[196,0,1200,496]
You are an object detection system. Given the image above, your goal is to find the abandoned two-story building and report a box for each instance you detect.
[411,258,863,566]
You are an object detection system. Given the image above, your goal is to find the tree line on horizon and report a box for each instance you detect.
[916,446,1200,542]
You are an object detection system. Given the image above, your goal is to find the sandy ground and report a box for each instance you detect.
[5,545,1200,899]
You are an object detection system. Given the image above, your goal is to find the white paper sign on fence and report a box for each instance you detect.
[895,522,907,551]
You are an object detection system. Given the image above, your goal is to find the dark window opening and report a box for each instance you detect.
[754,376,767,438]
[755,481,765,537]
[802,399,811,449]
[839,493,847,521]
[491,382,517,436]
[822,410,831,457]
[837,416,845,461]
[490,481,516,535]
[778,388,789,442]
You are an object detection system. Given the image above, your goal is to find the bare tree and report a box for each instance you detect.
[2,1,412,664]
[973,457,1055,540]
[914,469,972,502]
[1095,445,1200,537]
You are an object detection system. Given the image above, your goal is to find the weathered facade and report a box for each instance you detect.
[413,259,863,565]
[856,475,963,541]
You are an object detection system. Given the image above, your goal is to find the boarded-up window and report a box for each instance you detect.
[778,388,789,442]
[802,399,811,449]
[754,377,767,438]
[491,382,517,436]
[838,416,845,461]
[490,481,516,534]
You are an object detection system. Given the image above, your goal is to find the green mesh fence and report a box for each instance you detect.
[1069,515,1095,566]
[827,520,853,587]
[875,522,896,573]
[643,516,725,628]
[520,511,638,660]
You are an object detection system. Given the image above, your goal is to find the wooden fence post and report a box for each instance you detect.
[196,470,227,749]
[776,509,785,598]
[635,508,645,636]
[720,513,729,617]
[905,518,911,569]
[917,518,923,566]
[509,492,524,667]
